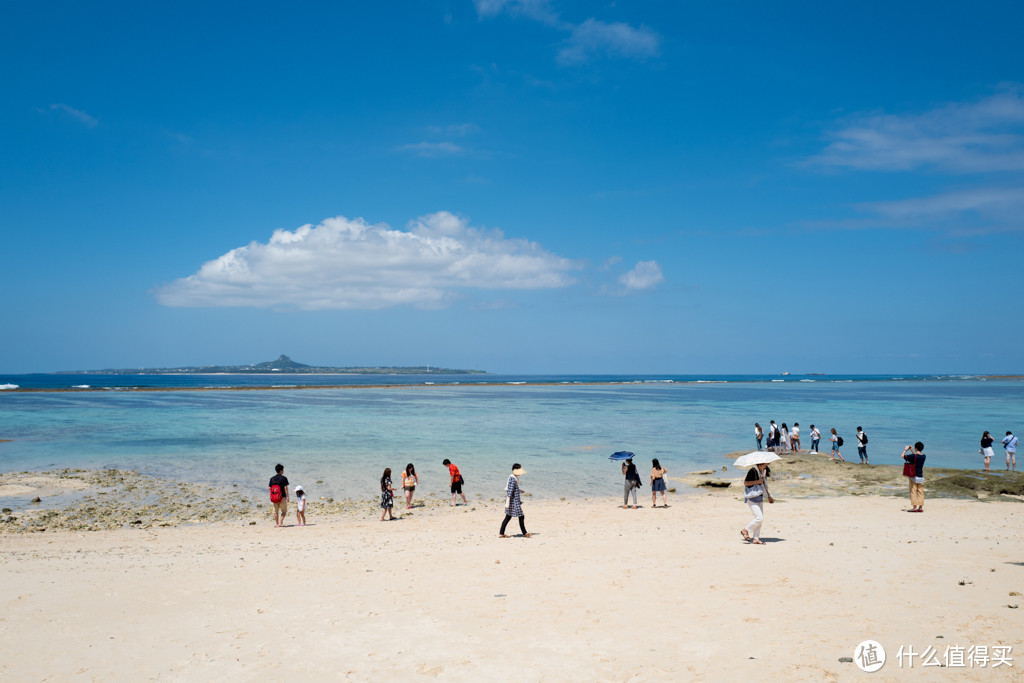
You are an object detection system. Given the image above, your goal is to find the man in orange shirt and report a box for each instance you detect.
[442,458,468,506]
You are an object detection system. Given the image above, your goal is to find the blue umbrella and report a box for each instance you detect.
[609,451,635,461]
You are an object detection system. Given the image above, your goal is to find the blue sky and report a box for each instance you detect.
[2,0,1023,374]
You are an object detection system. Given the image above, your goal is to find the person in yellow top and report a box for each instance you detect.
[401,463,419,509]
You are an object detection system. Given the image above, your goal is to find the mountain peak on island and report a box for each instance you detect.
[56,356,484,376]
[253,355,310,370]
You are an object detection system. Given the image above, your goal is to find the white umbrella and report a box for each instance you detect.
[733,451,782,469]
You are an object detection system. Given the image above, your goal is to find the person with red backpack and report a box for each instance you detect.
[268,463,290,527]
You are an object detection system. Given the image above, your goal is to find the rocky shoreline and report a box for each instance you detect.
[679,451,1024,500]
[0,469,465,534]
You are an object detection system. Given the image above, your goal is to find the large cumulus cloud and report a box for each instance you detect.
[155,212,580,310]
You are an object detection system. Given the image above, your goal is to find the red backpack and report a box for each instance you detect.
[269,484,283,503]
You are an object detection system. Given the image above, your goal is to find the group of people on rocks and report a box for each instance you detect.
[755,421,875,464]
[755,422,1019,473]
[755,421,817,456]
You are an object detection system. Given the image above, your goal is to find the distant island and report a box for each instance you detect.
[57,355,485,376]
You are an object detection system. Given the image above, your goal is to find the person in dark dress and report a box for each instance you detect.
[380,468,395,521]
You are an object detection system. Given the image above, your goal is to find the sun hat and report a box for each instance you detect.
[294,484,304,492]
[512,466,526,476]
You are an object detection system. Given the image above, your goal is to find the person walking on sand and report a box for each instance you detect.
[442,459,468,506]
[402,463,418,509]
[1002,431,1018,472]
[755,423,764,451]
[268,463,290,527]
[380,468,396,521]
[499,464,531,538]
[809,425,821,454]
[740,462,773,545]
[622,458,642,509]
[294,484,307,526]
[791,422,801,453]
[902,442,926,512]
[980,431,995,472]
[768,421,779,453]
[780,423,791,454]
[856,427,869,464]
[830,428,845,462]
[650,458,668,508]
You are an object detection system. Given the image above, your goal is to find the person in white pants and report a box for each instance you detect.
[740,462,774,545]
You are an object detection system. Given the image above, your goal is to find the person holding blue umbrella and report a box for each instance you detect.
[610,451,643,509]
[623,457,642,508]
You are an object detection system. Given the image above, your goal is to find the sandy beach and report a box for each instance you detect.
[3,474,1023,681]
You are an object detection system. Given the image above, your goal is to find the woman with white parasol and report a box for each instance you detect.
[735,451,778,545]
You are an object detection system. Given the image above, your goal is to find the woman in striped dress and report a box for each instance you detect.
[499,464,530,538]
[380,468,395,521]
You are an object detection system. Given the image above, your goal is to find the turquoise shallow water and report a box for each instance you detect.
[0,380,1021,502]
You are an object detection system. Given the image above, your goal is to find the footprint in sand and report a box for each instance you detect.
[417,664,444,676]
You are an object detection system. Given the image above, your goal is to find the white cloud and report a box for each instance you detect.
[155,212,580,310]
[44,103,98,127]
[619,260,664,291]
[803,87,1024,236]
[862,186,1024,220]
[162,129,193,145]
[801,186,1024,235]
[856,186,1024,235]
[474,0,558,24]
[475,1,659,65]
[600,255,623,270]
[557,19,660,66]
[427,123,480,137]
[397,141,466,157]
[810,88,1024,173]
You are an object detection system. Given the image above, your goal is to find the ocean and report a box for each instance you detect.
[1,374,1021,503]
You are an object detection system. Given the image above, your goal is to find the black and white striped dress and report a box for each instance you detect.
[505,474,523,517]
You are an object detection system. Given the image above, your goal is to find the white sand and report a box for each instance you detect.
[2,493,1022,681]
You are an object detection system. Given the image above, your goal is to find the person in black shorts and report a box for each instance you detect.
[442,458,468,506]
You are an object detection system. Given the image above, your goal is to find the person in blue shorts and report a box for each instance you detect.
[830,428,845,462]
[650,458,668,508]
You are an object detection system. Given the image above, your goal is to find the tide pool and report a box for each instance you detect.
[0,380,1021,503]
